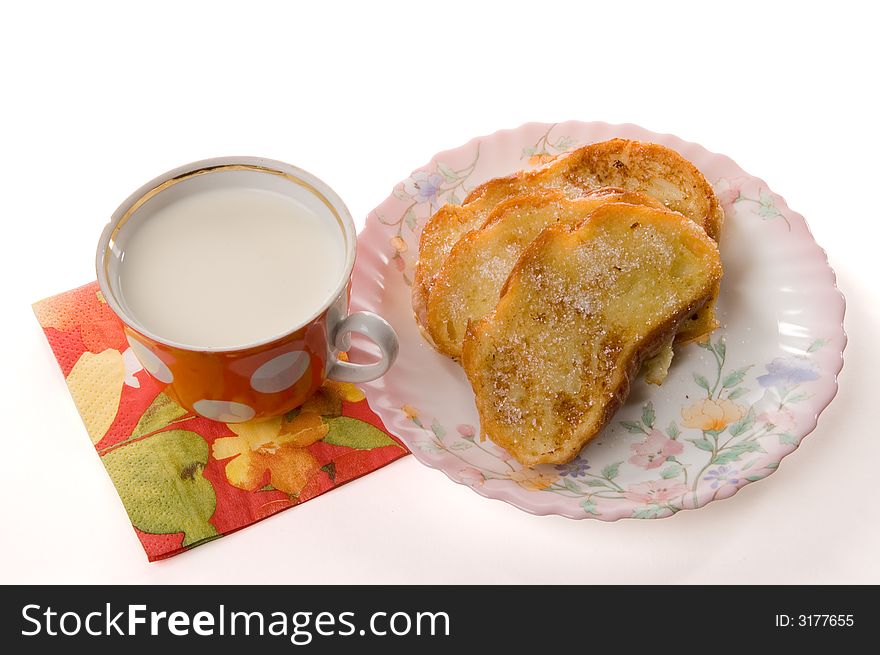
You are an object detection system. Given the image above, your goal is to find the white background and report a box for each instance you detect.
[2,1,878,583]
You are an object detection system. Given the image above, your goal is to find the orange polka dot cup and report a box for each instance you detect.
[96,157,398,422]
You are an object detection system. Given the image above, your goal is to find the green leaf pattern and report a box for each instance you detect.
[99,392,403,551]
[102,429,217,547]
[322,417,404,450]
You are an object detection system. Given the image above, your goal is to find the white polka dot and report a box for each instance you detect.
[126,336,173,383]
[192,399,256,423]
[250,351,310,394]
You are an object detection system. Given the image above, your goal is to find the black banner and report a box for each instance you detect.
[0,586,873,652]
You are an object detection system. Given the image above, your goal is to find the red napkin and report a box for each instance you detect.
[33,282,409,561]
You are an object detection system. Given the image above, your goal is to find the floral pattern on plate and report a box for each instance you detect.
[352,121,846,520]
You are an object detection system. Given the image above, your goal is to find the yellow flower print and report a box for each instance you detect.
[390,235,407,253]
[300,387,340,416]
[681,398,747,431]
[277,411,330,446]
[300,354,365,416]
[212,412,328,495]
[66,349,125,444]
[528,153,556,166]
[402,404,419,420]
[327,380,365,403]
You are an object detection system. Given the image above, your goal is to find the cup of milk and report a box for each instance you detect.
[96,157,398,422]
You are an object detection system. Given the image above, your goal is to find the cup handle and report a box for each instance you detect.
[327,311,399,383]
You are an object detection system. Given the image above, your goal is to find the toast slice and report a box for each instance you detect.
[461,203,723,466]
[426,188,663,359]
[414,138,724,340]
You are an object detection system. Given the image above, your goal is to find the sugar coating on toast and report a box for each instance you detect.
[426,188,663,359]
[413,138,724,340]
[462,203,723,466]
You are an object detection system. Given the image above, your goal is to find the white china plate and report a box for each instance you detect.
[352,121,846,520]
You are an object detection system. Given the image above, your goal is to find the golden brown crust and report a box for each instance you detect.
[462,204,723,466]
[426,189,663,359]
[558,139,723,241]
[413,138,723,339]
[412,204,473,330]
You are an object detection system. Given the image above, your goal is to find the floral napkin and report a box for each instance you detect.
[33,282,409,561]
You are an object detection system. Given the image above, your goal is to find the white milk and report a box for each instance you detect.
[117,186,345,348]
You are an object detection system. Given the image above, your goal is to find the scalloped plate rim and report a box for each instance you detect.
[352,120,847,521]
